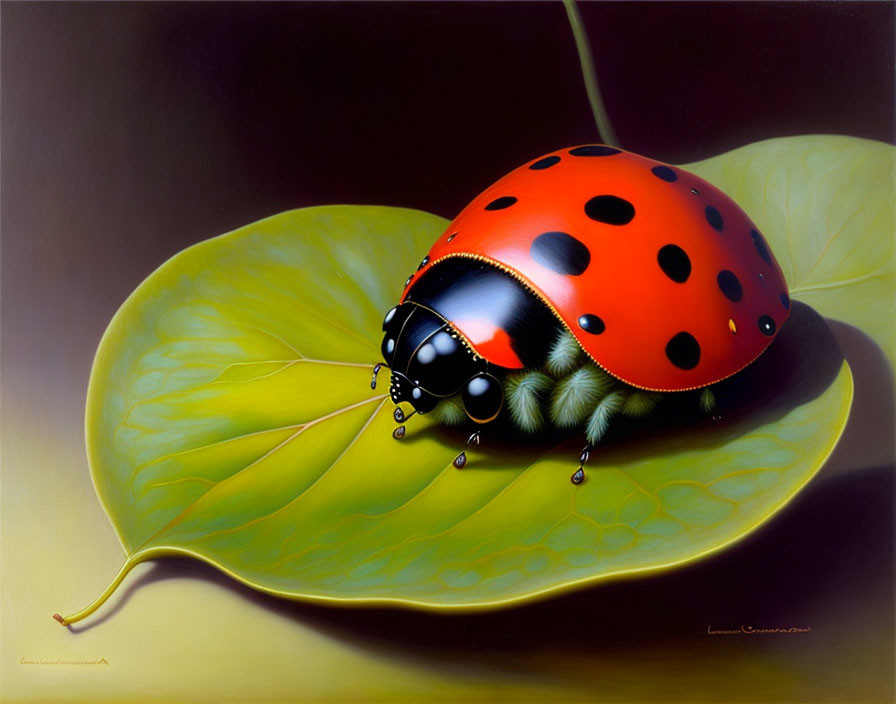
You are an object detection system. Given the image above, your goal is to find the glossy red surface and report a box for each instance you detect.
[406,146,790,390]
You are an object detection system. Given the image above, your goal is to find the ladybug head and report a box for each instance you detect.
[380,302,476,401]
[380,300,503,429]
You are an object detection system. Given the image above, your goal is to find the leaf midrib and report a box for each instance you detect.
[126,387,386,554]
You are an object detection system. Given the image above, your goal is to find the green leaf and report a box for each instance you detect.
[64,135,888,622]
[687,135,895,366]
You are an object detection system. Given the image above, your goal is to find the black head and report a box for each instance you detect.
[380,302,478,414]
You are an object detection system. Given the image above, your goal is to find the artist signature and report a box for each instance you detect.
[706,625,811,635]
[20,657,109,666]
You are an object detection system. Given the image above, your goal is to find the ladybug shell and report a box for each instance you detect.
[403,145,790,392]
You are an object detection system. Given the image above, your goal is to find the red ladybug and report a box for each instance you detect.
[373,145,790,483]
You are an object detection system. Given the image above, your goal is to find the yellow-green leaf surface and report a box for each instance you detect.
[77,135,885,620]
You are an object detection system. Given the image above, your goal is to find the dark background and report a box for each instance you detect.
[3,2,894,702]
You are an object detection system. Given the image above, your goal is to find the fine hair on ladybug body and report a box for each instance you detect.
[373,144,789,484]
[374,255,715,482]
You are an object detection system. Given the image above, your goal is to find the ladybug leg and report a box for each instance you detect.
[391,405,417,440]
[453,431,481,469]
[573,391,625,485]
[393,406,417,423]
[370,362,388,389]
[571,445,591,485]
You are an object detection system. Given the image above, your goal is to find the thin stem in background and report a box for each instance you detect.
[563,0,620,148]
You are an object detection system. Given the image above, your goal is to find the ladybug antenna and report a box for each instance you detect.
[370,362,389,390]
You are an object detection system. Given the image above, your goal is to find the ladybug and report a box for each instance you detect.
[373,145,790,484]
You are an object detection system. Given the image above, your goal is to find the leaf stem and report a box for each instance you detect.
[562,0,620,147]
[53,554,144,627]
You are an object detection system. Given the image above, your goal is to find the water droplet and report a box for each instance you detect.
[392,425,406,439]
[571,467,585,485]
[453,451,467,469]
[393,407,405,422]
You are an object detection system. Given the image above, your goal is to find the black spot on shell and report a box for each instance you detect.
[577,314,605,335]
[584,195,635,225]
[758,315,776,336]
[705,205,724,231]
[717,270,743,302]
[657,245,691,283]
[751,229,772,263]
[780,292,790,309]
[569,145,621,157]
[418,256,429,270]
[485,196,517,211]
[530,231,591,276]
[651,165,677,182]
[529,155,561,170]
[665,332,701,370]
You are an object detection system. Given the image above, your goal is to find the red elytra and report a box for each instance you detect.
[402,146,790,392]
